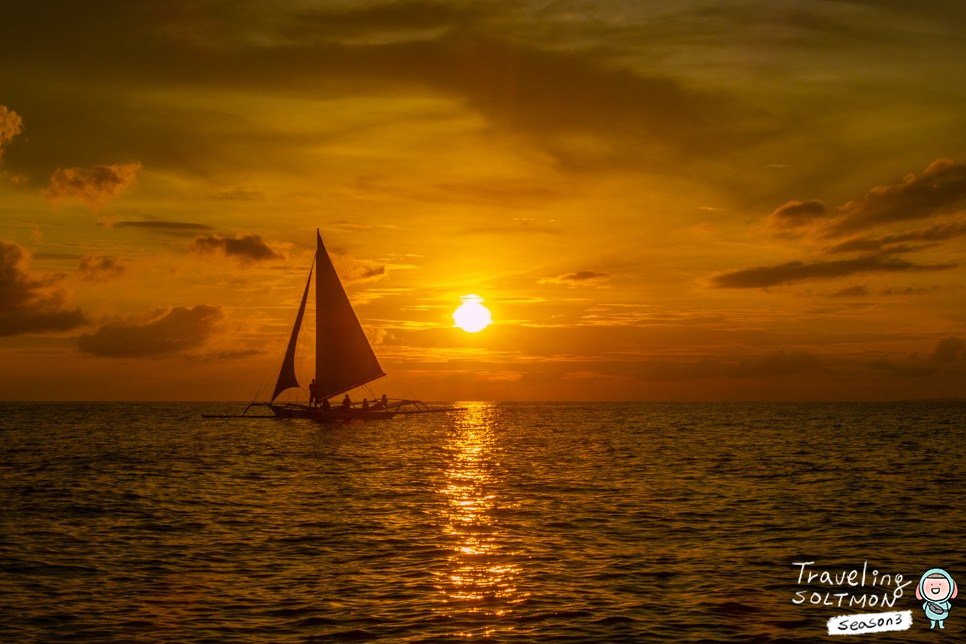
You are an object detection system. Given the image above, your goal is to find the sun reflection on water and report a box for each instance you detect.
[435,402,526,628]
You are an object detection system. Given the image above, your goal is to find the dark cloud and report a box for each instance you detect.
[866,336,965,377]
[190,233,284,264]
[712,254,957,289]
[865,357,937,378]
[116,220,215,231]
[45,163,142,208]
[830,284,944,298]
[408,32,731,169]
[879,285,940,296]
[736,161,966,292]
[830,284,869,298]
[0,240,86,336]
[767,199,827,230]
[281,0,486,39]
[77,255,125,281]
[0,105,23,157]
[346,263,386,282]
[827,159,966,235]
[931,336,965,363]
[539,270,612,287]
[826,218,966,254]
[77,305,222,357]
[0,2,737,176]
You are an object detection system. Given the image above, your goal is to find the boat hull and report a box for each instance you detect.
[267,403,395,421]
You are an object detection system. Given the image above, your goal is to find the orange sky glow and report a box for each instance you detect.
[2,1,965,401]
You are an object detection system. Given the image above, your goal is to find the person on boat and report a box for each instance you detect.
[308,379,318,407]
[362,398,369,411]
[321,398,330,411]
[341,394,351,410]
[380,394,388,408]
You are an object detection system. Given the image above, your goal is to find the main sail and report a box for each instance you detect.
[270,260,314,401]
[314,230,385,399]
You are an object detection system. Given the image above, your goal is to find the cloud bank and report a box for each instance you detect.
[0,240,86,336]
[712,254,957,289]
[829,159,966,235]
[716,160,966,289]
[866,336,966,378]
[77,305,222,357]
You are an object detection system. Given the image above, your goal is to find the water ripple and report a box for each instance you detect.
[1,401,963,641]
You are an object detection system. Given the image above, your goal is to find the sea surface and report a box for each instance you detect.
[1,401,964,642]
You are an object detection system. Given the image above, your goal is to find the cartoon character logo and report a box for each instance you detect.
[917,568,958,630]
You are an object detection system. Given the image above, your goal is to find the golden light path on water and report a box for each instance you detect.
[435,402,527,634]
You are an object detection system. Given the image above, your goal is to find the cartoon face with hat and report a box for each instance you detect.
[917,568,958,630]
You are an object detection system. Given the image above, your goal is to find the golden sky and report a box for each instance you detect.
[2,1,965,401]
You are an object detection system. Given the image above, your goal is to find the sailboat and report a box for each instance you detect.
[210,230,449,421]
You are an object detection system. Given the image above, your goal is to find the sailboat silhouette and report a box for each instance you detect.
[207,230,454,420]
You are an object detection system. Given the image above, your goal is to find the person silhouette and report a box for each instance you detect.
[308,379,318,407]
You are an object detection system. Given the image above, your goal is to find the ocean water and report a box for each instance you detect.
[1,401,964,642]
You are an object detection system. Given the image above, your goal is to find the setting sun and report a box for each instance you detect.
[453,295,493,333]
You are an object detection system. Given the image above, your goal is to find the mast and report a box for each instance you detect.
[314,230,385,399]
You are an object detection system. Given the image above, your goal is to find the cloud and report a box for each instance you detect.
[345,263,386,282]
[190,233,284,264]
[879,285,941,296]
[830,284,869,298]
[759,160,966,242]
[539,270,612,287]
[866,336,965,377]
[931,336,965,363]
[828,159,966,235]
[115,220,215,233]
[331,254,388,283]
[767,199,827,231]
[412,32,729,170]
[77,305,222,357]
[636,350,823,381]
[711,254,957,289]
[0,3,746,181]
[45,163,142,208]
[0,105,24,157]
[0,239,86,336]
[826,218,966,254]
[730,161,966,291]
[77,255,125,281]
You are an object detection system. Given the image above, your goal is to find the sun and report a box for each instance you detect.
[452,294,492,333]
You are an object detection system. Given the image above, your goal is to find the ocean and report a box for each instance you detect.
[1,401,963,642]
